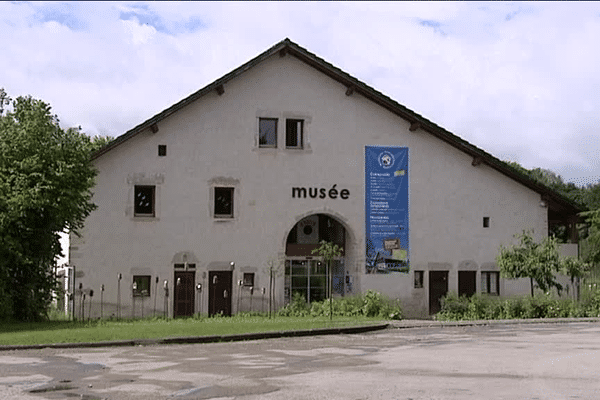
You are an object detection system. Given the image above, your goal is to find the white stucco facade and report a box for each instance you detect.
[70,40,574,319]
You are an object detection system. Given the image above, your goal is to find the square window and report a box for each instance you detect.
[481,271,499,295]
[134,185,155,216]
[259,118,277,147]
[483,217,490,228]
[243,273,255,287]
[158,145,167,156]
[286,119,303,148]
[214,187,234,218]
[133,275,151,297]
[414,270,424,288]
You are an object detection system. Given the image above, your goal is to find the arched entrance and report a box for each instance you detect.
[284,214,346,304]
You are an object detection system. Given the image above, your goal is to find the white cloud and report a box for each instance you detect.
[121,17,157,45]
[1,1,600,185]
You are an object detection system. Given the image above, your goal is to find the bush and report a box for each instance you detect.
[580,288,600,317]
[437,290,599,321]
[277,292,310,317]
[278,290,403,320]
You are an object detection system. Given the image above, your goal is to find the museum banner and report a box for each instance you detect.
[365,146,409,273]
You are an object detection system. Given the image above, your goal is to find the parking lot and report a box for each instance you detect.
[1,321,599,399]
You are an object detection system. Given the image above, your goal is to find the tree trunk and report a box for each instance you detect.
[530,277,534,297]
[268,271,272,319]
[328,261,332,320]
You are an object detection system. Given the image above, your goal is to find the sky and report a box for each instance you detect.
[2,1,600,179]
[2,1,600,265]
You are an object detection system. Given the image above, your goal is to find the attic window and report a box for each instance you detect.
[158,145,167,157]
[483,217,490,228]
[286,119,303,149]
[259,118,277,148]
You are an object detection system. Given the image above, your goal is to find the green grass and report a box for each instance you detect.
[0,315,384,346]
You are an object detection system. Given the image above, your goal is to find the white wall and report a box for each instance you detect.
[73,52,549,319]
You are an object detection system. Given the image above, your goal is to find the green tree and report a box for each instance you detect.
[0,91,97,321]
[497,230,586,297]
[87,135,114,154]
[312,240,343,320]
[581,209,600,264]
[0,88,10,115]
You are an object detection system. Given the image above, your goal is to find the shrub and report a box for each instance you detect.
[278,290,403,320]
[278,292,310,317]
[437,290,596,321]
[436,292,469,320]
[580,288,600,317]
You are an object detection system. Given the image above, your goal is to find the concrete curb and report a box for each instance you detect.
[0,323,389,351]
[388,317,600,329]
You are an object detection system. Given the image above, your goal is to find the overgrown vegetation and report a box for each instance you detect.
[278,290,403,320]
[436,289,600,321]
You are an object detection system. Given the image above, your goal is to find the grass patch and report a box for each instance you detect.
[0,315,384,346]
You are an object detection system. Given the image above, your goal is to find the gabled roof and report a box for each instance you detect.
[92,38,582,217]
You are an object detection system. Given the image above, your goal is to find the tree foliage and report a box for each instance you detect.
[87,135,114,154]
[580,208,600,265]
[497,231,587,297]
[312,240,343,320]
[0,91,97,321]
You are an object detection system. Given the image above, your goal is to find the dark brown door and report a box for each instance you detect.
[458,271,476,298]
[429,271,448,315]
[174,271,195,317]
[209,271,232,316]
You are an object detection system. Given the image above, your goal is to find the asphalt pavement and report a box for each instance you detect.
[1,319,599,399]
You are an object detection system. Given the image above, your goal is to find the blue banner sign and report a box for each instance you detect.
[365,146,409,273]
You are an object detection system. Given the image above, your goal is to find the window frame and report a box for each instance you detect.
[258,117,278,148]
[481,271,500,295]
[414,270,424,289]
[134,185,156,217]
[133,275,151,297]
[243,273,255,287]
[214,187,234,219]
[285,118,304,149]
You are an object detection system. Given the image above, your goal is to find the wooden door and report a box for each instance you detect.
[458,271,476,298]
[208,271,232,316]
[429,271,448,315]
[174,271,195,317]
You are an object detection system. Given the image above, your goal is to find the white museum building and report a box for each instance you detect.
[66,38,581,319]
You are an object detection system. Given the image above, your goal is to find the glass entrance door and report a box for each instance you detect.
[285,260,326,304]
[284,259,345,305]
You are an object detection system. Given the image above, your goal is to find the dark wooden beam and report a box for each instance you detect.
[216,84,225,96]
[279,48,287,57]
[409,121,420,132]
[345,86,354,96]
[150,123,159,134]
[471,157,483,167]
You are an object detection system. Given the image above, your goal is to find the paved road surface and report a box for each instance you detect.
[1,322,599,399]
